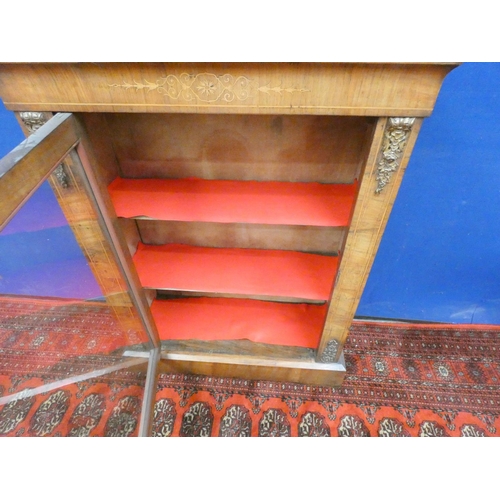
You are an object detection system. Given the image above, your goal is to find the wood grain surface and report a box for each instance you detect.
[0,63,457,116]
[0,63,453,387]
[317,117,424,362]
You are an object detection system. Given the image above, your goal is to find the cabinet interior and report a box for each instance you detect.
[80,112,376,358]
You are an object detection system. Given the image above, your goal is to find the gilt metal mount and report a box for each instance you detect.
[375,117,416,194]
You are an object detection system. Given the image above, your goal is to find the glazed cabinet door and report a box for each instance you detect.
[0,113,159,436]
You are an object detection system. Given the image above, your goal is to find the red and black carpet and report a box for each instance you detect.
[1,296,499,437]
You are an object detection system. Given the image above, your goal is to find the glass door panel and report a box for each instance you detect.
[0,364,147,437]
[0,113,159,434]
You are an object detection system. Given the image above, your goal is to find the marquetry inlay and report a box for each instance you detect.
[108,73,310,103]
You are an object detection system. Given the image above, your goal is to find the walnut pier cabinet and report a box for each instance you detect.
[0,63,456,387]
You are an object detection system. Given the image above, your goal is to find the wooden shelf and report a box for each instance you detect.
[108,177,357,227]
[151,297,327,349]
[133,243,338,301]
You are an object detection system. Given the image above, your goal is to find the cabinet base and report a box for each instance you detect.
[157,351,346,387]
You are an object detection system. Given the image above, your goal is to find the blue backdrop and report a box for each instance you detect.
[357,62,500,324]
[1,62,499,322]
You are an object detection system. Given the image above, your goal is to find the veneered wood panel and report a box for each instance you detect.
[0,113,78,231]
[159,354,346,386]
[120,218,141,257]
[156,290,326,304]
[106,113,373,183]
[72,121,161,347]
[79,113,123,184]
[136,219,345,253]
[159,339,315,361]
[0,63,457,116]
[317,117,424,362]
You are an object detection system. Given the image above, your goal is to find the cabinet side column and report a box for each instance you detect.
[317,116,422,363]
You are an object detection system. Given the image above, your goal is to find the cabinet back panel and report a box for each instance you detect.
[105,113,373,183]
[136,219,344,254]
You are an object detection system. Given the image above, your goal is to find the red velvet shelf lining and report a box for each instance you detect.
[133,243,338,301]
[108,177,357,227]
[151,297,327,348]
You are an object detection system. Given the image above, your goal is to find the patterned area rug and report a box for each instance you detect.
[153,322,500,437]
[1,296,499,436]
[0,296,147,437]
